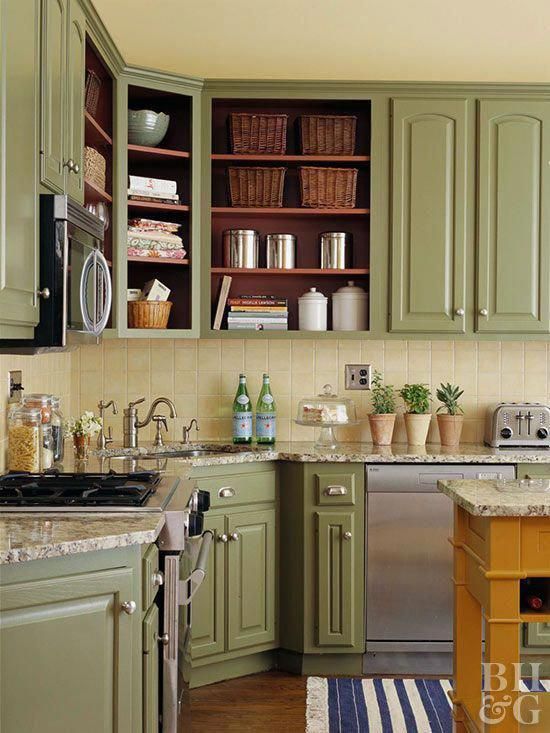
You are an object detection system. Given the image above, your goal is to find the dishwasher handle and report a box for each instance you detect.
[180,530,213,606]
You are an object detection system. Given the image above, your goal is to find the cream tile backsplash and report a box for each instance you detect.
[2,340,547,469]
[69,339,549,446]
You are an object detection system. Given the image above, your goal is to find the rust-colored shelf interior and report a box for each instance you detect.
[127,85,192,330]
[211,97,371,331]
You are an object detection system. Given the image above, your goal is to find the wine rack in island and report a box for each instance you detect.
[210,98,371,333]
[126,85,192,331]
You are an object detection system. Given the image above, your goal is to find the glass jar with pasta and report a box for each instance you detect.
[7,407,41,472]
[23,393,54,469]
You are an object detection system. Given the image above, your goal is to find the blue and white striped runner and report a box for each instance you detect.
[306,677,550,733]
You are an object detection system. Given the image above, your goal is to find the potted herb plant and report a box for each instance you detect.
[399,383,432,446]
[436,383,464,447]
[65,411,102,460]
[368,370,397,446]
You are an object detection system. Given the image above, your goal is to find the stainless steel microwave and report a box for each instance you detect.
[1,195,112,351]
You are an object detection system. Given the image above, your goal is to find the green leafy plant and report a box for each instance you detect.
[436,383,464,416]
[399,383,431,414]
[370,370,396,414]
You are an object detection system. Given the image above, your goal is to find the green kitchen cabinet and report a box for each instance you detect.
[0,0,41,338]
[390,98,470,333]
[477,99,550,333]
[0,561,137,733]
[143,602,160,733]
[40,0,85,201]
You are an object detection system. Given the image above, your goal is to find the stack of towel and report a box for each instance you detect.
[127,218,187,260]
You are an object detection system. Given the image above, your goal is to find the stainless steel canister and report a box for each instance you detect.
[222,229,259,268]
[320,232,352,269]
[266,234,296,269]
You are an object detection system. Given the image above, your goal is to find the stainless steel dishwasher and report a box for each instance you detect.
[364,463,516,675]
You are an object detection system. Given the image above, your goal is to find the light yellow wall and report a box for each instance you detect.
[0,352,75,471]
[70,338,549,446]
[94,0,550,82]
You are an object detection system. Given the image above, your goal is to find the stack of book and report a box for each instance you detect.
[128,175,180,205]
[227,296,288,331]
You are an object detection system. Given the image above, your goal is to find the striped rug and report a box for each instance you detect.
[306,677,550,732]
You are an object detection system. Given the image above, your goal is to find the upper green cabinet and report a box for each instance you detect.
[390,98,469,333]
[0,0,40,338]
[476,99,550,334]
[40,0,85,201]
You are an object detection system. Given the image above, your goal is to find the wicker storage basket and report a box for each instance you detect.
[228,167,286,207]
[230,113,288,154]
[299,167,358,208]
[300,115,357,155]
[128,300,172,329]
[85,69,102,117]
[84,146,106,190]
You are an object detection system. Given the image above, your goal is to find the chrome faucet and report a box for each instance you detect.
[182,419,199,444]
[123,397,177,448]
[97,399,118,449]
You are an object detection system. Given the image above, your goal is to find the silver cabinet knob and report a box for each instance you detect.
[230,532,239,542]
[218,533,228,543]
[37,287,50,299]
[63,158,75,171]
[455,308,465,316]
[72,163,80,174]
[343,531,352,541]
[121,600,137,615]
[479,308,488,317]
[152,571,164,587]
[158,632,170,646]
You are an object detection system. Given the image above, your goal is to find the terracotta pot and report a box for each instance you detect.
[369,413,396,446]
[73,434,90,461]
[437,414,464,447]
[404,413,431,446]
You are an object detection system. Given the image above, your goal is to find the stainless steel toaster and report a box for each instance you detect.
[484,402,550,448]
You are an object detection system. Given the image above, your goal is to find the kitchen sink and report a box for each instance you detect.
[107,448,224,461]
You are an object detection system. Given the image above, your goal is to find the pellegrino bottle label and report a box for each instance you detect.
[233,411,253,438]
[256,413,276,439]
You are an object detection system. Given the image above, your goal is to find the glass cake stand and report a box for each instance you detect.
[295,384,358,450]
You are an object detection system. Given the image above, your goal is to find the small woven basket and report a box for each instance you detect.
[300,115,357,155]
[230,113,288,154]
[84,146,106,190]
[85,69,102,117]
[128,300,172,329]
[299,167,358,208]
[228,167,286,207]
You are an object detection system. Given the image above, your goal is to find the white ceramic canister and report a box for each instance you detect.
[332,281,368,331]
[298,287,328,331]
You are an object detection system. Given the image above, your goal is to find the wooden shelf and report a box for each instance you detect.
[128,200,189,213]
[212,207,369,216]
[128,144,190,161]
[85,179,112,203]
[212,154,370,163]
[84,111,112,146]
[128,255,189,266]
[211,267,369,276]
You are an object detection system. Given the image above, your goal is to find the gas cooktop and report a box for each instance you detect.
[0,470,180,512]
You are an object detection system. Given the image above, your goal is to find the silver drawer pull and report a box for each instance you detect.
[152,571,164,587]
[325,485,347,496]
[218,487,235,498]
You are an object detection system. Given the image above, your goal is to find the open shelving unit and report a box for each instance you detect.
[126,85,192,331]
[210,98,371,333]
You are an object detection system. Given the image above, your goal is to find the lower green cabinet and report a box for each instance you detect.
[0,558,137,733]
[143,603,160,733]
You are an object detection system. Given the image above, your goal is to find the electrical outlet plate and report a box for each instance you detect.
[8,370,23,403]
[345,364,372,390]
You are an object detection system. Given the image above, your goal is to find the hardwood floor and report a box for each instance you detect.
[190,671,307,732]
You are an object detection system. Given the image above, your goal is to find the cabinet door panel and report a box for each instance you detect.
[66,0,85,202]
[0,0,40,335]
[143,603,159,733]
[477,100,550,333]
[227,509,276,651]
[316,511,355,647]
[0,567,134,733]
[40,0,67,193]
[391,98,468,333]
[190,514,226,658]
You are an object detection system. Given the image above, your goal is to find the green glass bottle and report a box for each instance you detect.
[255,373,276,444]
[232,373,252,444]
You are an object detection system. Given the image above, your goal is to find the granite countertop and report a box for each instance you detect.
[0,513,165,564]
[438,478,550,517]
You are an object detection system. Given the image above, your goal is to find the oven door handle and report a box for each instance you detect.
[180,530,213,606]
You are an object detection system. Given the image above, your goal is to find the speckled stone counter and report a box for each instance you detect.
[438,478,550,516]
[0,513,165,564]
